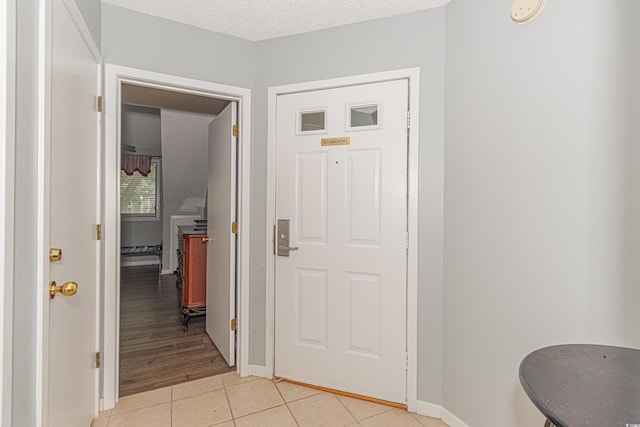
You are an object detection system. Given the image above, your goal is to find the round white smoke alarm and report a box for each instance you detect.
[511,0,547,24]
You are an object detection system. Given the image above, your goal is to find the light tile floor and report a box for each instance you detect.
[92,373,449,427]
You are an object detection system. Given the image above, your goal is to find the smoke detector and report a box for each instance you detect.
[511,0,547,24]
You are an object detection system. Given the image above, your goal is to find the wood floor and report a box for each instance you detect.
[119,265,234,397]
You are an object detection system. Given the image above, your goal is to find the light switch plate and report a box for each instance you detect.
[511,0,547,24]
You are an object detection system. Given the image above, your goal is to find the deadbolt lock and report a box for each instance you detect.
[49,248,62,262]
[277,219,299,257]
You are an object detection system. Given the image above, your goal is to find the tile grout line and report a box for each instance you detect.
[272,379,301,427]
[222,375,236,423]
[228,377,289,424]
[333,393,363,424]
[284,399,302,426]
[109,400,170,417]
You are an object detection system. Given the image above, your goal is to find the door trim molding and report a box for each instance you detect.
[265,68,420,411]
[103,64,252,409]
[0,1,16,425]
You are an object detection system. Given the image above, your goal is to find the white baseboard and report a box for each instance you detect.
[248,364,267,378]
[441,407,469,427]
[416,400,442,419]
[416,401,469,427]
[120,259,159,267]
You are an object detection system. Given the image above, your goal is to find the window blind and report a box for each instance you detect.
[120,163,157,216]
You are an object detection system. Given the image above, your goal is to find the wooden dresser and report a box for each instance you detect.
[177,225,207,328]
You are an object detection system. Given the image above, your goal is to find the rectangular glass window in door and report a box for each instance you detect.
[298,108,326,134]
[347,102,381,130]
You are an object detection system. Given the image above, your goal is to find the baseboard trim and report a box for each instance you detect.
[415,400,442,418]
[248,364,267,378]
[442,406,469,427]
[416,401,469,427]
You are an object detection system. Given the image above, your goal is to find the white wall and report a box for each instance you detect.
[72,0,100,49]
[121,105,161,156]
[101,4,255,89]
[443,0,634,425]
[160,109,213,268]
[255,9,446,404]
[627,0,640,348]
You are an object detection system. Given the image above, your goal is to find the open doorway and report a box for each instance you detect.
[103,64,252,409]
[118,84,234,396]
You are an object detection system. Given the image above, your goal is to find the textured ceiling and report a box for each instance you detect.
[101,0,452,41]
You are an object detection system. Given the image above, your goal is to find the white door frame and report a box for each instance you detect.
[265,68,420,411]
[36,0,103,425]
[0,0,16,425]
[103,64,252,409]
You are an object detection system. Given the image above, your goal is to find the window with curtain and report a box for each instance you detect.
[120,161,159,218]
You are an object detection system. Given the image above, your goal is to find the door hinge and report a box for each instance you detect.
[405,352,409,371]
[97,96,103,113]
[232,124,238,137]
[94,352,101,368]
[405,232,409,250]
[406,110,410,130]
[231,318,237,331]
[96,224,102,241]
[231,221,238,234]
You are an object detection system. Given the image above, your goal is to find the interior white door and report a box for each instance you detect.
[48,0,99,425]
[274,79,409,403]
[206,102,237,366]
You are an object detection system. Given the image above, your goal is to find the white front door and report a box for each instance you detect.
[205,102,238,366]
[47,0,99,425]
[274,79,409,403]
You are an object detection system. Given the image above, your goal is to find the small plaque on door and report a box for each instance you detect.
[321,137,350,146]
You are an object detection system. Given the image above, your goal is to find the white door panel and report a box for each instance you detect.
[48,0,99,425]
[206,102,237,366]
[275,80,408,403]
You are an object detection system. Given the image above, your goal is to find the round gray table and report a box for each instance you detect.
[519,344,640,427]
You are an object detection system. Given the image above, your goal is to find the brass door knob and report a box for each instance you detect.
[49,281,78,300]
[201,236,210,243]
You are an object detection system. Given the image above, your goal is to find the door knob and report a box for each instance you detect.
[201,236,210,243]
[49,281,78,300]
